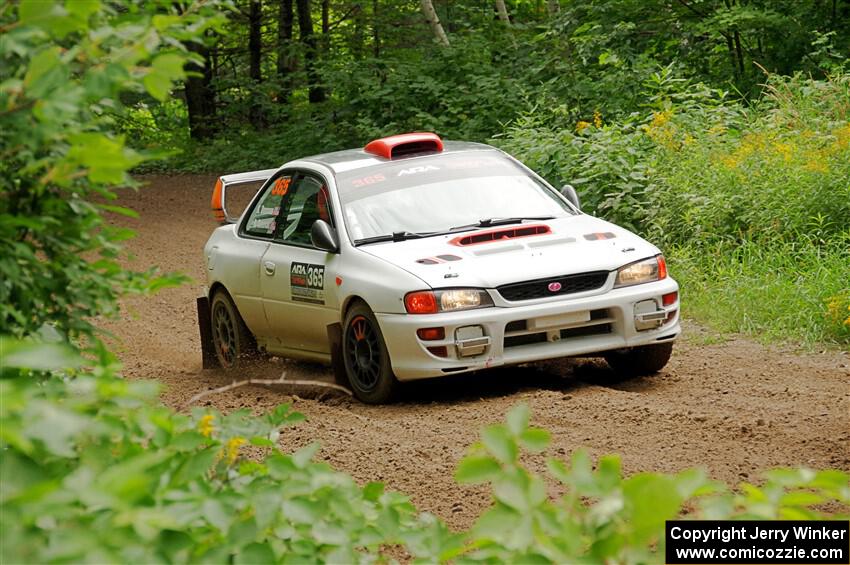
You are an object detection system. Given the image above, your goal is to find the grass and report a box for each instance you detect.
[669,240,850,348]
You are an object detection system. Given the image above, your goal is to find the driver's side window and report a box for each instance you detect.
[273,174,334,247]
[243,173,293,238]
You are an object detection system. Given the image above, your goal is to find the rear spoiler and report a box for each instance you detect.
[211,168,278,224]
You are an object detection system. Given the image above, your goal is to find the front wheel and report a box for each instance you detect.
[603,341,674,377]
[342,302,399,404]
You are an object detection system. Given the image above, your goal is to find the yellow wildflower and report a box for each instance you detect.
[803,154,829,173]
[826,294,850,329]
[593,110,602,128]
[198,414,215,437]
[575,120,591,134]
[649,110,672,129]
[225,437,247,465]
[831,123,850,152]
[772,141,793,163]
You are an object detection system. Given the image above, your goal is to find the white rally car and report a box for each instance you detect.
[199,133,680,403]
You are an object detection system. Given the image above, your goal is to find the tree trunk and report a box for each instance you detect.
[249,1,262,82]
[725,34,739,81]
[277,0,294,103]
[296,0,326,103]
[546,0,560,16]
[321,0,330,57]
[248,0,264,127]
[184,40,216,140]
[733,29,746,77]
[419,0,449,46]
[723,0,743,82]
[494,0,511,25]
[352,2,365,59]
[372,0,380,57]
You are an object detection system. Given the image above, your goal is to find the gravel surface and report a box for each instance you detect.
[103,174,850,530]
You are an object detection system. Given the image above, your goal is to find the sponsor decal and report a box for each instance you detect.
[351,173,386,188]
[290,262,325,304]
[397,165,439,176]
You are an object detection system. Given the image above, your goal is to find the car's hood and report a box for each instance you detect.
[357,215,660,289]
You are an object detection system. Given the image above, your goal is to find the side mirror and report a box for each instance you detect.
[311,219,340,253]
[560,184,581,210]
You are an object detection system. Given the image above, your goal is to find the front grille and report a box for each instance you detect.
[497,271,609,302]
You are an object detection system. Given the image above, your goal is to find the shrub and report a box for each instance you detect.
[498,69,850,345]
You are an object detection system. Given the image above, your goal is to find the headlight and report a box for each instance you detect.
[404,289,494,314]
[614,255,667,288]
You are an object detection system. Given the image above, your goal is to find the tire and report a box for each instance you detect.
[342,302,399,404]
[603,341,674,377]
[210,290,257,370]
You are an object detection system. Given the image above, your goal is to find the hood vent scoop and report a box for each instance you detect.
[450,224,551,246]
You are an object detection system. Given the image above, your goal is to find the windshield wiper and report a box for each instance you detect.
[354,231,438,246]
[449,216,556,231]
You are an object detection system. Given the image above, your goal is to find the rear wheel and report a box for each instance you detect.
[210,290,257,370]
[603,341,674,377]
[342,302,399,404]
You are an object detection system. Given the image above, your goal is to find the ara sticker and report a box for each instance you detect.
[271,177,291,197]
[290,262,325,304]
[397,165,439,176]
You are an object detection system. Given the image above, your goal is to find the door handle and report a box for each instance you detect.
[263,261,276,275]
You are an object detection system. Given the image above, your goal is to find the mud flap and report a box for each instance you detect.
[197,296,219,369]
[327,322,348,386]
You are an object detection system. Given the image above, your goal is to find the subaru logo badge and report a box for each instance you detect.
[548,282,562,292]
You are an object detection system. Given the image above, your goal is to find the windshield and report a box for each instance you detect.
[335,151,575,241]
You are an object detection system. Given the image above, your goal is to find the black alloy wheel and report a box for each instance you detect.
[346,315,381,391]
[342,302,399,403]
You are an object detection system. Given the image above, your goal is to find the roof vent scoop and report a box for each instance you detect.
[364,132,443,159]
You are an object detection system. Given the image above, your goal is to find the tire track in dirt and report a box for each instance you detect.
[102,174,850,530]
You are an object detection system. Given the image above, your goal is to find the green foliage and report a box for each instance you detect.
[670,239,850,345]
[456,404,849,563]
[499,69,850,346]
[155,31,544,173]
[1,341,439,563]
[0,0,225,342]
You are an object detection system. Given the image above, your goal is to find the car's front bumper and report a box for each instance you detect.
[376,277,681,380]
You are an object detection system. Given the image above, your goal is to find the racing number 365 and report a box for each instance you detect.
[306,265,323,288]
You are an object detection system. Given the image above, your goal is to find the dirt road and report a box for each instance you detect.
[104,175,850,530]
